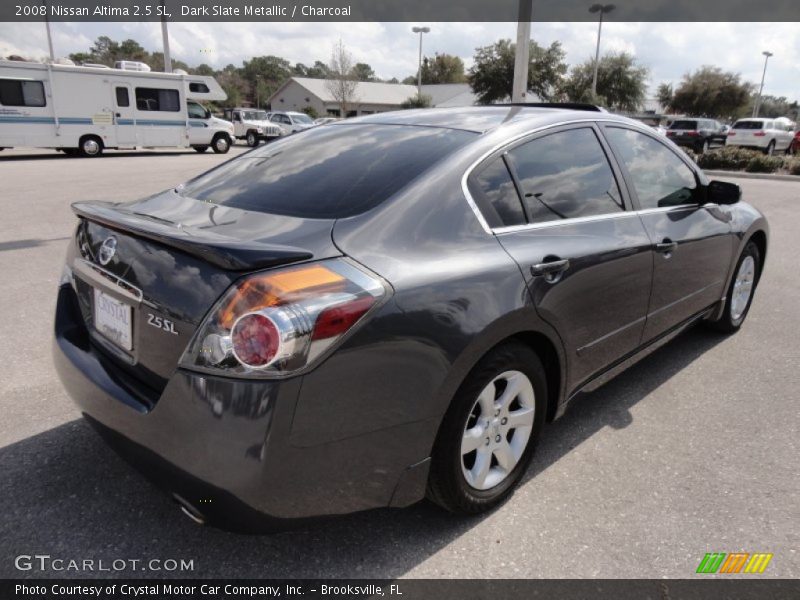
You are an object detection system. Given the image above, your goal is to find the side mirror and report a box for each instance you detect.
[707,180,741,205]
[205,109,211,119]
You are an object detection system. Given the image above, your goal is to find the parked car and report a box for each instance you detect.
[790,130,800,155]
[725,117,795,155]
[223,108,283,147]
[53,106,768,530]
[269,110,316,135]
[666,118,728,153]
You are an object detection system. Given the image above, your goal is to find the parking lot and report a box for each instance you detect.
[0,146,798,579]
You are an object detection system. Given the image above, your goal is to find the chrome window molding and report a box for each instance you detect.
[461,117,705,236]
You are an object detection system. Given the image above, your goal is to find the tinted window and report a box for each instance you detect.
[0,79,46,107]
[733,120,767,130]
[605,127,698,209]
[135,87,180,112]
[115,87,129,107]
[670,120,697,130]
[180,124,476,219]
[188,82,210,93]
[469,158,526,228]
[507,127,623,222]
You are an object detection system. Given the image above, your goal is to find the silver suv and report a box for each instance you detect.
[268,111,316,135]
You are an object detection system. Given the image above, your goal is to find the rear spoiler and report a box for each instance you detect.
[72,201,313,272]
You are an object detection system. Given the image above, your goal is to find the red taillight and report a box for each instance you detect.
[231,313,280,368]
[312,296,376,341]
[727,131,736,136]
[686,131,700,137]
[753,131,766,137]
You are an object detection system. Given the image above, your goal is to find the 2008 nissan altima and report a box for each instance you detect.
[54,105,768,530]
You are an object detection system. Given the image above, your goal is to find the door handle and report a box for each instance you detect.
[530,258,570,278]
[655,239,678,254]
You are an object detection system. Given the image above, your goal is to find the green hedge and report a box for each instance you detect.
[696,147,762,171]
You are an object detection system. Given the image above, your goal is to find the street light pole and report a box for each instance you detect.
[160,0,172,72]
[411,26,430,98]
[589,3,615,98]
[753,51,773,118]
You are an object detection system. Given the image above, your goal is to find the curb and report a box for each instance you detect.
[704,170,800,183]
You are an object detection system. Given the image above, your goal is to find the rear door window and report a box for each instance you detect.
[506,127,624,223]
[180,124,476,219]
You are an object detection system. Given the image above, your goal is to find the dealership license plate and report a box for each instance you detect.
[93,288,133,351]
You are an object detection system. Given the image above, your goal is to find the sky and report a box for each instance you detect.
[1,21,798,100]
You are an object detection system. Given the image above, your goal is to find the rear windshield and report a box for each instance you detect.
[733,120,768,130]
[670,120,697,130]
[179,124,476,219]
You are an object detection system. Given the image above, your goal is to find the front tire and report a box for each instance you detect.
[427,342,547,514]
[246,130,259,147]
[211,134,231,154]
[706,241,761,333]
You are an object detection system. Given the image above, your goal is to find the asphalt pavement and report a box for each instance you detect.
[0,146,797,579]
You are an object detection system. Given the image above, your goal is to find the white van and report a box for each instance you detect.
[0,59,234,156]
[725,117,796,155]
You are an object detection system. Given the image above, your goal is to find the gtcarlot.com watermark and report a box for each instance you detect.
[14,554,195,573]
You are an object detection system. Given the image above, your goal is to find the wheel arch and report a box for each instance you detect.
[748,229,768,284]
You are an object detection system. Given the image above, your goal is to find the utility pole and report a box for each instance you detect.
[42,1,55,61]
[511,0,532,102]
[160,0,172,72]
[589,4,615,97]
[753,51,773,118]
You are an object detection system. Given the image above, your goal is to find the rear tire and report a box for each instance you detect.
[427,342,547,514]
[706,241,761,334]
[765,140,775,156]
[211,134,231,154]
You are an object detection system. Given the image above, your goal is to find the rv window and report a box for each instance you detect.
[115,87,129,107]
[188,82,210,93]
[135,87,180,112]
[0,79,46,107]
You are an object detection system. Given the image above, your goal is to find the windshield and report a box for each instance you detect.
[179,124,476,219]
[290,113,314,124]
[244,110,268,121]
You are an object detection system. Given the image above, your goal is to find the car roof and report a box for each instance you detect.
[351,105,636,134]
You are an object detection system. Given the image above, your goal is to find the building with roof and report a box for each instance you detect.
[267,77,478,117]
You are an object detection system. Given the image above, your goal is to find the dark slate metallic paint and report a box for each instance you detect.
[53,107,769,528]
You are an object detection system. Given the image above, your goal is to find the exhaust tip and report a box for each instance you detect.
[173,493,206,525]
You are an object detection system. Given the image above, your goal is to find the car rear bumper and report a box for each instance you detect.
[53,283,432,530]
[725,139,766,149]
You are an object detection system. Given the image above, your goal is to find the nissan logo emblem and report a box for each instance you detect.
[97,236,117,266]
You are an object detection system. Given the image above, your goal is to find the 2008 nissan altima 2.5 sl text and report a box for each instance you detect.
[53,105,768,531]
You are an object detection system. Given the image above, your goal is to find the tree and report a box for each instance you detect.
[401,75,417,85]
[562,52,649,112]
[351,62,377,82]
[325,39,359,115]
[656,82,673,111]
[421,53,466,84]
[400,94,433,109]
[468,39,567,104]
[749,95,799,120]
[194,63,215,76]
[670,67,753,119]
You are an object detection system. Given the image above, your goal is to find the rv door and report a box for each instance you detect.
[112,83,136,147]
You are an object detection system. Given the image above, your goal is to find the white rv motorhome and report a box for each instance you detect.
[0,60,235,156]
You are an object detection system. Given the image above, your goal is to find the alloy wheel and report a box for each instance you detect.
[461,370,535,490]
[730,255,755,321]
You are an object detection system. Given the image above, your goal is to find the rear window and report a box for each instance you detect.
[179,124,476,219]
[733,120,768,130]
[670,120,697,130]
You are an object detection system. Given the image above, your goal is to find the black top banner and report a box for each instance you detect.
[2,0,800,22]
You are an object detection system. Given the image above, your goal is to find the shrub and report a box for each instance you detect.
[744,154,784,173]
[696,146,763,171]
[784,158,800,176]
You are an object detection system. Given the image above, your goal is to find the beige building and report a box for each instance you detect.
[267,77,478,117]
